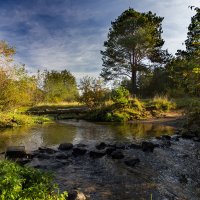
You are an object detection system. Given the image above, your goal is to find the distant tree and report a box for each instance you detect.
[101,8,168,95]
[79,76,109,109]
[43,70,78,102]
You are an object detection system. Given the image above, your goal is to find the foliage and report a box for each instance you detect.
[0,112,51,128]
[43,70,78,103]
[0,160,67,200]
[111,86,130,105]
[148,96,175,112]
[79,76,109,109]
[167,7,200,97]
[101,8,167,94]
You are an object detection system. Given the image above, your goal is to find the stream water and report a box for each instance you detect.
[0,120,200,200]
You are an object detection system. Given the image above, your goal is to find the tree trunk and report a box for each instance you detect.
[131,69,137,95]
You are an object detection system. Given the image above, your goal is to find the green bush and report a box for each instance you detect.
[0,160,67,200]
[128,98,144,111]
[111,86,130,105]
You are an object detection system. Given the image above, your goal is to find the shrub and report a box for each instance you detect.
[111,86,130,105]
[128,98,144,111]
[0,160,67,200]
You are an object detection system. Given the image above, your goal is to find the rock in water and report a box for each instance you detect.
[89,150,106,158]
[72,148,87,156]
[142,142,155,152]
[111,150,124,159]
[96,142,107,150]
[58,143,73,150]
[68,190,86,200]
[5,146,27,159]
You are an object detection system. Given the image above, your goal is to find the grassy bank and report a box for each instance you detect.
[85,96,177,122]
[0,160,67,200]
[0,112,52,128]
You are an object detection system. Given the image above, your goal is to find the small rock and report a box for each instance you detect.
[96,142,107,150]
[5,146,27,159]
[162,135,171,140]
[72,148,87,156]
[179,174,188,184]
[76,143,87,148]
[58,143,73,151]
[89,150,106,158]
[142,142,155,152]
[129,143,142,149]
[68,190,86,200]
[105,147,116,155]
[124,158,140,167]
[111,150,124,159]
[193,137,200,142]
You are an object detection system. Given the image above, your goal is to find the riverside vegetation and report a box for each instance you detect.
[0,6,199,200]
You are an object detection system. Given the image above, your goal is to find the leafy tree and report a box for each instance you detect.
[43,70,78,102]
[168,7,200,96]
[111,86,130,105]
[79,76,109,109]
[101,8,167,95]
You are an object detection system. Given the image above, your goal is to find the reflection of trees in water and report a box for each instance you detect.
[109,123,174,141]
[0,122,174,152]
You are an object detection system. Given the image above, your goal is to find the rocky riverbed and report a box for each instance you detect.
[6,128,198,200]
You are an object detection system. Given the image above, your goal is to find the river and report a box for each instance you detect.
[0,120,200,200]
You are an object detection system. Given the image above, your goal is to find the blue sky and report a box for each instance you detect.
[0,0,199,79]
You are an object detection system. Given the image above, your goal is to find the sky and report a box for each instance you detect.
[0,0,199,80]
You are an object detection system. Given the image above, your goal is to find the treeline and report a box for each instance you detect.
[0,41,78,111]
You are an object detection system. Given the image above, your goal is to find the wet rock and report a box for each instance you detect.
[155,136,162,140]
[55,152,70,159]
[38,147,57,154]
[5,146,27,159]
[96,142,107,150]
[58,143,73,151]
[111,150,124,159]
[68,190,86,200]
[129,143,142,149]
[171,135,180,141]
[162,135,171,140]
[72,148,87,156]
[179,174,188,184]
[105,147,116,155]
[141,142,155,152]
[89,150,106,158]
[193,137,200,142]
[124,158,140,167]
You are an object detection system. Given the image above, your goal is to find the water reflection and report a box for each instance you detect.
[0,120,174,152]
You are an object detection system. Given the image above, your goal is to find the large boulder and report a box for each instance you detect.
[58,143,73,151]
[111,150,124,159]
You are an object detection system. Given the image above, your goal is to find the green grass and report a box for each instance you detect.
[0,112,52,128]
[0,160,67,200]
